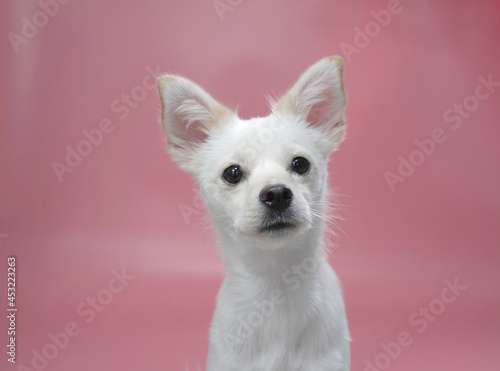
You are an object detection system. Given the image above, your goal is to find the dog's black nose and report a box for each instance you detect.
[259,184,293,212]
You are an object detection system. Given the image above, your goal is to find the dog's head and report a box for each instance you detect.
[158,56,346,248]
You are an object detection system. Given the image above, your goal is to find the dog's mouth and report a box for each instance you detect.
[258,212,298,235]
[260,221,296,232]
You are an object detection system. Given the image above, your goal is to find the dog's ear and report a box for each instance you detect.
[158,75,235,170]
[274,56,347,152]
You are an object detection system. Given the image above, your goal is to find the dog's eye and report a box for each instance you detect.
[291,157,309,175]
[223,165,243,184]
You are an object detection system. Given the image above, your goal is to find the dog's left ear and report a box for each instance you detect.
[274,56,347,152]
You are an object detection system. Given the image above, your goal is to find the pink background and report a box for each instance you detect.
[1,0,500,370]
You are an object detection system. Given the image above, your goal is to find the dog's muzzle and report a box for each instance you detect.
[258,184,297,234]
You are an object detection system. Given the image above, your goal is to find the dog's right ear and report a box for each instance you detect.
[157,75,235,170]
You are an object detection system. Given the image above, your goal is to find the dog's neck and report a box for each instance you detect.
[215,222,327,287]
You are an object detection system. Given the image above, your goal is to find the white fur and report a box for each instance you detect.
[158,56,350,371]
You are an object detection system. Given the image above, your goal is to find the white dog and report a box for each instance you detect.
[158,56,350,371]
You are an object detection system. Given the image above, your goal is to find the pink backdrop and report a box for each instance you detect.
[2,1,499,370]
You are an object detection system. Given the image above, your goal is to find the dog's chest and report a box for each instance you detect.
[220,274,334,357]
